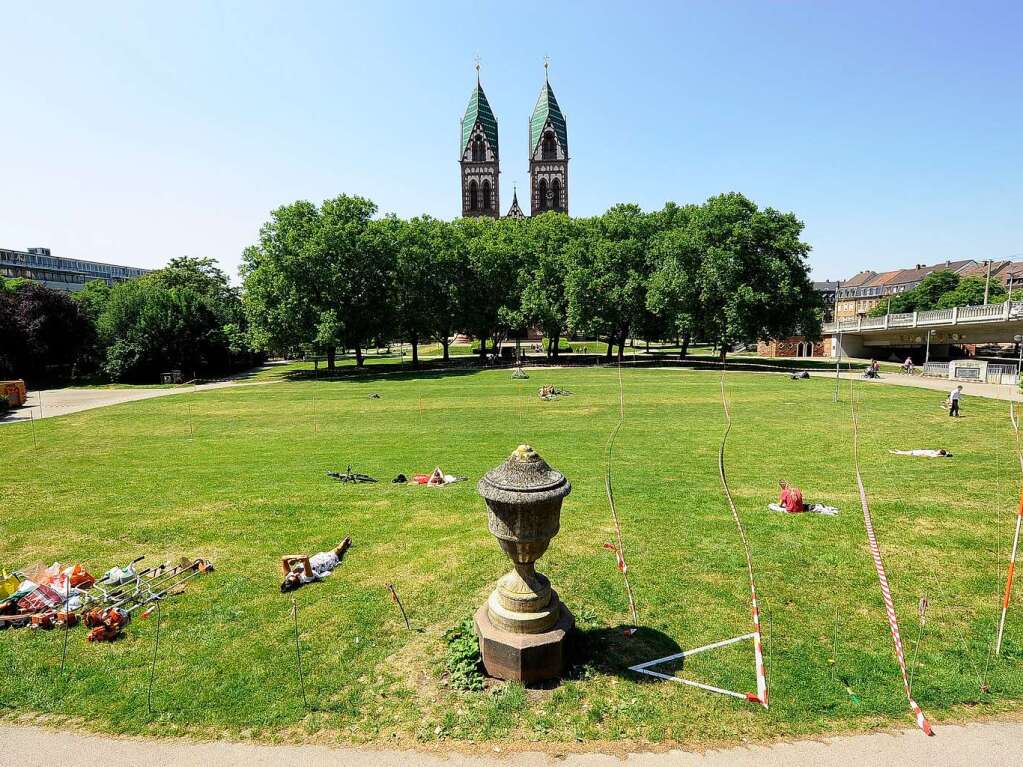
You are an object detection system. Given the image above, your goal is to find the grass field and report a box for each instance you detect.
[2,366,1022,747]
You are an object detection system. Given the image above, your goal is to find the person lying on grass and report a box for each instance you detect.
[280,537,351,592]
[767,480,839,516]
[890,448,952,458]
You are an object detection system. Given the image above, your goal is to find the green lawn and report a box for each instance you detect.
[1,368,1021,747]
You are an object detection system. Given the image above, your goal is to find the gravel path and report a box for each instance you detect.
[2,720,1021,767]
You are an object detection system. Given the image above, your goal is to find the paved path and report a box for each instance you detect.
[1,720,1021,767]
[809,370,1020,402]
[1,381,250,424]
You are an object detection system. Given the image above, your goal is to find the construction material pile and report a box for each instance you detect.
[0,556,213,641]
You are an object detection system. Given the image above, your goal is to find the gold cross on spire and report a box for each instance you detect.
[474,53,481,83]
[544,55,550,81]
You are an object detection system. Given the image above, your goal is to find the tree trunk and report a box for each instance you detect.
[355,345,364,367]
[441,335,450,361]
[617,336,626,361]
[604,339,614,361]
[551,331,560,359]
[719,345,727,363]
[411,333,419,367]
[326,346,336,370]
[679,335,690,360]
[478,337,487,360]
[645,338,650,353]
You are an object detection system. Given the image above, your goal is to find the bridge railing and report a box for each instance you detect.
[922,361,949,377]
[917,308,955,325]
[958,303,1008,322]
[819,300,1023,336]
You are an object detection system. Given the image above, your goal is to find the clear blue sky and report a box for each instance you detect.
[3,1,1021,282]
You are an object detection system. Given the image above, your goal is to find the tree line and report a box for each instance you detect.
[0,191,822,385]
[865,270,1008,317]
[242,192,822,367]
[1,258,256,385]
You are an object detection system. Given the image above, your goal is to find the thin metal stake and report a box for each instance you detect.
[388,584,412,631]
[187,401,193,438]
[29,408,37,449]
[147,600,162,716]
[291,595,309,709]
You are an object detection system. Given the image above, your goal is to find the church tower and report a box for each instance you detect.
[528,62,568,216]
[459,65,500,218]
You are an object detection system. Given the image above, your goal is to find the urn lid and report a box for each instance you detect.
[477,445,572,504]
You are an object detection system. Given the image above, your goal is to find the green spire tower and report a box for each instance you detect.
[459,61,500,218]
[528,59,569,215]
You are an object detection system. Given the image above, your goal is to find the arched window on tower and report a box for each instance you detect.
[482,180,492,210]
[542,132,557,160]
[472,136,485,162]
[537,179,548,211]
[469,180,479,211]
[551,179,561,211]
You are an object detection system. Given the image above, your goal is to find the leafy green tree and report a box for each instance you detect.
[566,205,654,361]
[690,193,819,360]
[74,279,112,323]
[241,200,324,359]
[389,215,447,366]
[318,195,393,367]
[866,271,961,316]
[936,276,1006,309]
[429,219,469,361]
[0,281,97,385]
[456,217,521,359]
[243,195,386,368]
[98,257,247,382]
[646,204,700,357]
[520,212,577,358]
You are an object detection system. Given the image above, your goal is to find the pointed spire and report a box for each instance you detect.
[505,183,525,219]
[461,61,499,157]
[530,66,567,155]
[544,55,550,83]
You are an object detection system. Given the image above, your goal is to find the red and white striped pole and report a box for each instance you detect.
[996,488,1023,655]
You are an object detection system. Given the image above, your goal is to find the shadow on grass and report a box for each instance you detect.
[563,624,683,685]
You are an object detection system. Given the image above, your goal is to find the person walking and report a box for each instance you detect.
[948,384,963,417]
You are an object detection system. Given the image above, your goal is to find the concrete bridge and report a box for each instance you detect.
[822,300,1023,359]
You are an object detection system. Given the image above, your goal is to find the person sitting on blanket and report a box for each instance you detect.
[768,480,839,516]
[280,537,351,592]
[890,448,952,458]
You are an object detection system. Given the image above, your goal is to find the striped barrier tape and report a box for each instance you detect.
[717,372,769,708]
[994,396,1018,654]
[850,379,933,735]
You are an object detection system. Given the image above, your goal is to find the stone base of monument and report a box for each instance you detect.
[474,601,575,683]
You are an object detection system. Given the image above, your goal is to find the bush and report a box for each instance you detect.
[443,617,484,691]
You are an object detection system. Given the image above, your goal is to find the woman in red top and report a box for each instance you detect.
[778,480,805,513]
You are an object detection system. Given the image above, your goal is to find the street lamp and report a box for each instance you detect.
[925,329,937,365]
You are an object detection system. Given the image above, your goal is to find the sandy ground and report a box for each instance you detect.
[2,721,1022,767]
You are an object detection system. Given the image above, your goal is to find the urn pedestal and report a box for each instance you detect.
[475,445,574,682]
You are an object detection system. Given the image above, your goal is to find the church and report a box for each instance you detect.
[459,63,569,219]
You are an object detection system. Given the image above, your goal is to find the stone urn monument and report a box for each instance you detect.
[475,444,575,682]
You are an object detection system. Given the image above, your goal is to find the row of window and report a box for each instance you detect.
[837,284,909,299]
[0,250,146,278]
[0,265,134,285]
